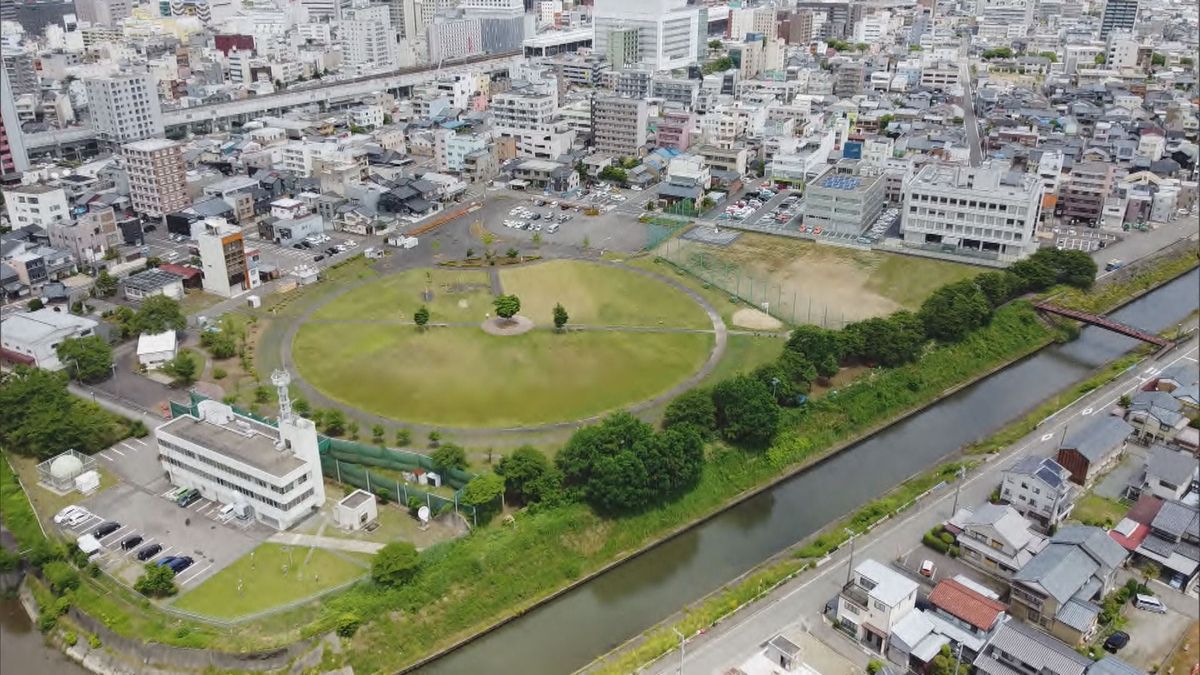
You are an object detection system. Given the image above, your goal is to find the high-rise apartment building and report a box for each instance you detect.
[123,139,191,219]
[460,0,533,54]
[84,73,165,143]
[0,65,29,176]
[593,0,703,72]
[592,95,648,157]
[779,9,814,44]
[901,163,1043,261]
[428,17,483,61]
[1059,161,1114,226]
[606,27,640,69]
[3,184,70,229]
[729,6,775,40]
[2,51,38,96]
[339,2,395,71]
[75,0,133,25]
[1100,0,1138,38]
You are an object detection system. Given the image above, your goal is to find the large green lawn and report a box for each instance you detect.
[171,544,368,619]
[293,324,713,427]
[311,268,493,324]
[499,260,712,329]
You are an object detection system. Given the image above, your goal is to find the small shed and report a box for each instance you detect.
[137,330,178,369]
[76,534,102,556]
[334,489,378,531]
[1057,417,1134,486]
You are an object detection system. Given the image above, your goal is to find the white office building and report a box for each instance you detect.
[593,0,703,72]
[83,72,165,144]
[156,384,326,531]
[3,183,70,230]
[901,163,1043,262]
[428,17,484,62]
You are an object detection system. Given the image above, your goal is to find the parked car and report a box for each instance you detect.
[292,243,305,250]
[156,556,179,567]
[54,505,86,525]
[136,544,163,561]
[93,521,121,538]
[176,488,200,507]
[65,509,91,526]
[120,535,144,550]
[167,557,195,573]
[1104,631,1130,653]
[1133,594,1166,614]
[919,560,936,578]
[143,224,157,232]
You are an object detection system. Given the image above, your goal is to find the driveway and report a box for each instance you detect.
[1115,599,1194,670]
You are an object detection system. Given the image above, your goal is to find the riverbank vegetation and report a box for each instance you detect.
[4,247,1196,673]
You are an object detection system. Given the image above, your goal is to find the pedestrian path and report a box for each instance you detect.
[266,532,384,554]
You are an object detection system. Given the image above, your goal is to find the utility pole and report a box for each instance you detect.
[844,528,857,585]
[951,466,966,514]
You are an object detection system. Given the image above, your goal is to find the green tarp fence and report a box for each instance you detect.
[172,393,474,519]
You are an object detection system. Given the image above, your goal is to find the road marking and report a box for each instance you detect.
[109,447,125,457]
[1081,407,1094,416]
[99,452,114,461]
[188,499,209,511]
[1041,433,1054,442]
[132,438,149,447]
[121,442,137,452]
[100,525,131,543]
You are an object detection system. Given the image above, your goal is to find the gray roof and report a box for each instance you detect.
[1056,598,1101,632]
[1151,500,1200,539]
[1013,526,1127,603]
[124,268,185,293]
[975,621,1091,675]
[1156,363,1198,388]
[1089,656,1147,675]
[1060,417,1133,463]
[965,503,1038,550]
[1146,445,1199,487]
[1131,390,1183,414]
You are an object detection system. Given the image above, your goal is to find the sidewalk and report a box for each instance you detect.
[632,336,1200,675]
[266,532,384,555]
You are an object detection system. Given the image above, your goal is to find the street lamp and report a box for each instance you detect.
[672,627,685,674]
[771,377,781,399]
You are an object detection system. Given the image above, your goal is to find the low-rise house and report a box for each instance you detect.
[1009,526,1128,645]
[1133,499,1200,594]
[1126,444,1199,502]
[835,559,919,655]
[1000,457,1078,529]
[1150,364,1199,415]
[122,268,185,301]
[887,577,1008,669]
[951,503,1049,578]
[1125,390,1193,449]
[0,309,100,370]
[1056,417,1134,486]
[973,620,1093,675]
[137,330,177,370]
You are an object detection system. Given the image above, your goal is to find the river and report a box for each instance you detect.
[1,271,1195,675]
[419,269,1200,675]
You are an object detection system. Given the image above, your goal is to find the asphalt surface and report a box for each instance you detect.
[637,337,1200,675]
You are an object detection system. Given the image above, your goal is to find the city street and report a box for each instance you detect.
[638,337,1200,675]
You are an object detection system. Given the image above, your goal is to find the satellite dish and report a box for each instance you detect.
[417,506,430,523]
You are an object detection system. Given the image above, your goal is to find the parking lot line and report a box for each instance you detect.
[99,452,114,461]
[157,546,174,558]
[120,441,138,452]
[188,499,210,511]
[108,447,125,457]
[131,438,148,447]
[100,525,132,544]
[177,562,214,585]
[69,515,102,532]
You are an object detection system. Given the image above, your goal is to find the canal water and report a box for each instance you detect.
[1,270,1194,675]
[418,269,1199,674]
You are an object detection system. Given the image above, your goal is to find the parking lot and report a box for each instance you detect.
[1051,227,1119,253]
[58,436,269,589]
[480,191,650,253]
[132,228,369,276]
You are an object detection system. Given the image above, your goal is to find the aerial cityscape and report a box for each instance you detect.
[0,0,1197,672]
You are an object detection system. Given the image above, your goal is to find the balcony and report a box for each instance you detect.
[841,582,871,610]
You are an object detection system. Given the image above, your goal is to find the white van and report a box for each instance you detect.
[1133,594,1166,614]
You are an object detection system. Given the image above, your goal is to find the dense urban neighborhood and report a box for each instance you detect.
[0,0,1197,672]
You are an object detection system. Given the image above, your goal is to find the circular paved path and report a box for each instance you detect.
[279,257,730,438]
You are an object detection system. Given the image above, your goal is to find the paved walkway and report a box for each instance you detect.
[277,256,730,438]
[266,532,384,555]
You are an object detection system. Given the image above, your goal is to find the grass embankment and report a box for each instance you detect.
[1052,244,1199,313]
[315,302,1054,672]
[172,544,369,619]
[293,325,713,427]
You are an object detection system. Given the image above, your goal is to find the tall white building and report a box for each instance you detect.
[339,2,396,71]
[3,183,69,230]
[197,217,257,297]
[156,393,326,531]
[901,163,1043,262]
[491,86,576,159]
[83,72,165,144]
[593,0,703,71]
[459,0,532,54]
[593,95,648,157]
[428,17,484,61]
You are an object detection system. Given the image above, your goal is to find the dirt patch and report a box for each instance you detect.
[732,307,783,330]
[481,315,535,336]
